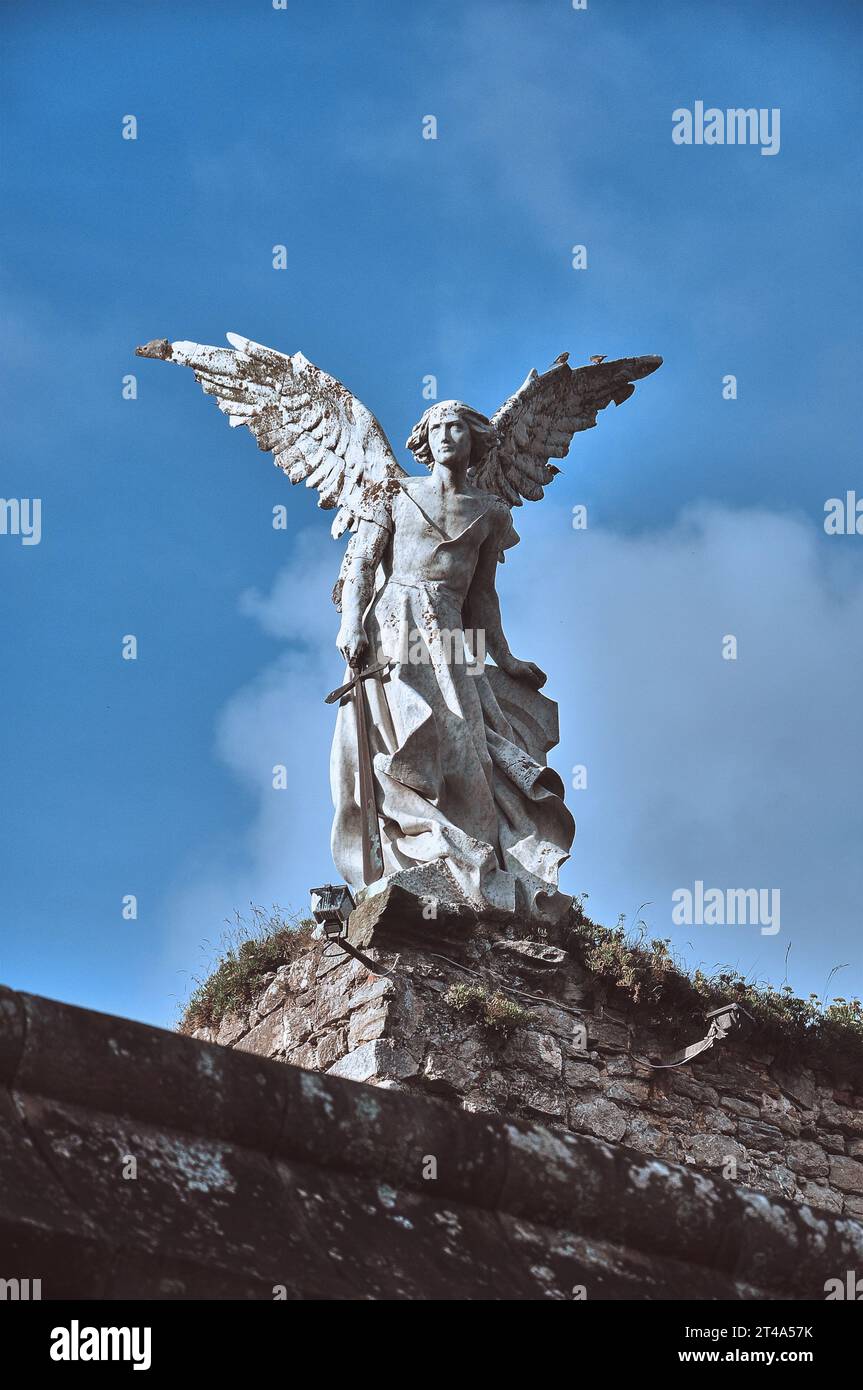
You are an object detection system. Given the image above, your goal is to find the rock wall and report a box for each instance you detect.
[190,891,863,1221]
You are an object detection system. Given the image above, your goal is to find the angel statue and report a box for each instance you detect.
[136,334,661,923]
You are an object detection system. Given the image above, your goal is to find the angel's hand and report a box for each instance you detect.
[337,622,369,670]
[500,656,547,689]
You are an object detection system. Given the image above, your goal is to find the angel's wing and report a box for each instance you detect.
[135,333,406,541]
[472,353,662,505]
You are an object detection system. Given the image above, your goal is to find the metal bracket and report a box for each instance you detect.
[323,935,398,978]
[643,1001,756,1070]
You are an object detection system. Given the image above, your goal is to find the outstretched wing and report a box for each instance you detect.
[135,333,406,541]
[472,353,663,505]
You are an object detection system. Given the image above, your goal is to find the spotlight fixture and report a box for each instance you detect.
[309,884,356,940]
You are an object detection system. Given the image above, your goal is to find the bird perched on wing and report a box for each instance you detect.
[589,354,607,365]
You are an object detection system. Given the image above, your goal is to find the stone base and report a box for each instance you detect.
[355,858,567,926]
[349,880,482,948]
[356,862,481,918]
[192,907,863,1220]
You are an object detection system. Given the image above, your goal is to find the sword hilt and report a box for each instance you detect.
[324,660,392,705]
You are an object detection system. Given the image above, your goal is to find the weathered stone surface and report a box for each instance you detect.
[216,1009,248,1046]
[233,1010,286,1058]
[492,939,567,971]
[209,918,858,1217]
[347,1000,390,1049]
[513,1080,566,1121]
[254,975,290,1020]
[720,1093,760,1120]
[624,1112,683,1162]
[587,1016,631,1051]
[798,1181,844,1215]
[787,1140,830,1178]
[421,1051,479,1095]
[756,1163,797,1199]
[820,1099,863,1136]
[570,1097,627,1142]
[706,1059,781,1101]
[761,1093,802,1137]
[671,1073,720,1107]
[503,1029,563,1078]
[703,1106,737,1136]
[684,1133,746,1170]
[285,956,315,993]
[823,1132,846,1154]
[647,1091,696,1122]
[5,984,863,1300]
[327,1039,419,1084]
[532,1001,589,1038]
[772,1065,817,1111]
[563,1058,602,1089]
[315,1030,346,1070]
[314,973,358,1027]
[349,973,395,1010]
[605,1078,652,1107]
[738,1119,784,1153]
[829,1155,863,1194]
[350,881,478,947]
[606,1055,634,1077]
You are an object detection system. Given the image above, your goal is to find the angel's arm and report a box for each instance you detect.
[464,532,546,688]
[336,518,390,668]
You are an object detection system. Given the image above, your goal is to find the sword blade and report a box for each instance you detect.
[353,675,385,886]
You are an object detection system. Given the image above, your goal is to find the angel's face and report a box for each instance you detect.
[427,407,472,471]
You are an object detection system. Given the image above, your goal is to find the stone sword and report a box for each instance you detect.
[324,660,391,887]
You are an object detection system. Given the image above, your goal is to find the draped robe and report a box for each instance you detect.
[330,480,575,921]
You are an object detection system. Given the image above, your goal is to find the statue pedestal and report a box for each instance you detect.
[185,896,861,1220]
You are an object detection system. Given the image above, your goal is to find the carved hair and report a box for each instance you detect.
[406,401,498,471]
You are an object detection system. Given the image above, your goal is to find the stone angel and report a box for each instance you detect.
[136,334,661,922]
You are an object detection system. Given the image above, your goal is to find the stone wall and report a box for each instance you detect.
[5,982,862,1300]
[189,890,863,1221]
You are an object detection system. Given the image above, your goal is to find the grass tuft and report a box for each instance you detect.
[178,904,314,1034]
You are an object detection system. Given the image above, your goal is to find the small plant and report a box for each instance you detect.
[444,983,529,1037]
[445,983,487,1014]
[483,992,530,1035]
[179,905,315,1034]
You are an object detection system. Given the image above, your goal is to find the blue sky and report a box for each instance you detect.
[1,0,861,1028]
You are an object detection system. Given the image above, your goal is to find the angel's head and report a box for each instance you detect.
[406,400,497,474]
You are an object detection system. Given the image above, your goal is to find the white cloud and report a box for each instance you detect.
[508,502,863,994]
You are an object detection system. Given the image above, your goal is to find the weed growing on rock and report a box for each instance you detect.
[444,983,529,1037]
